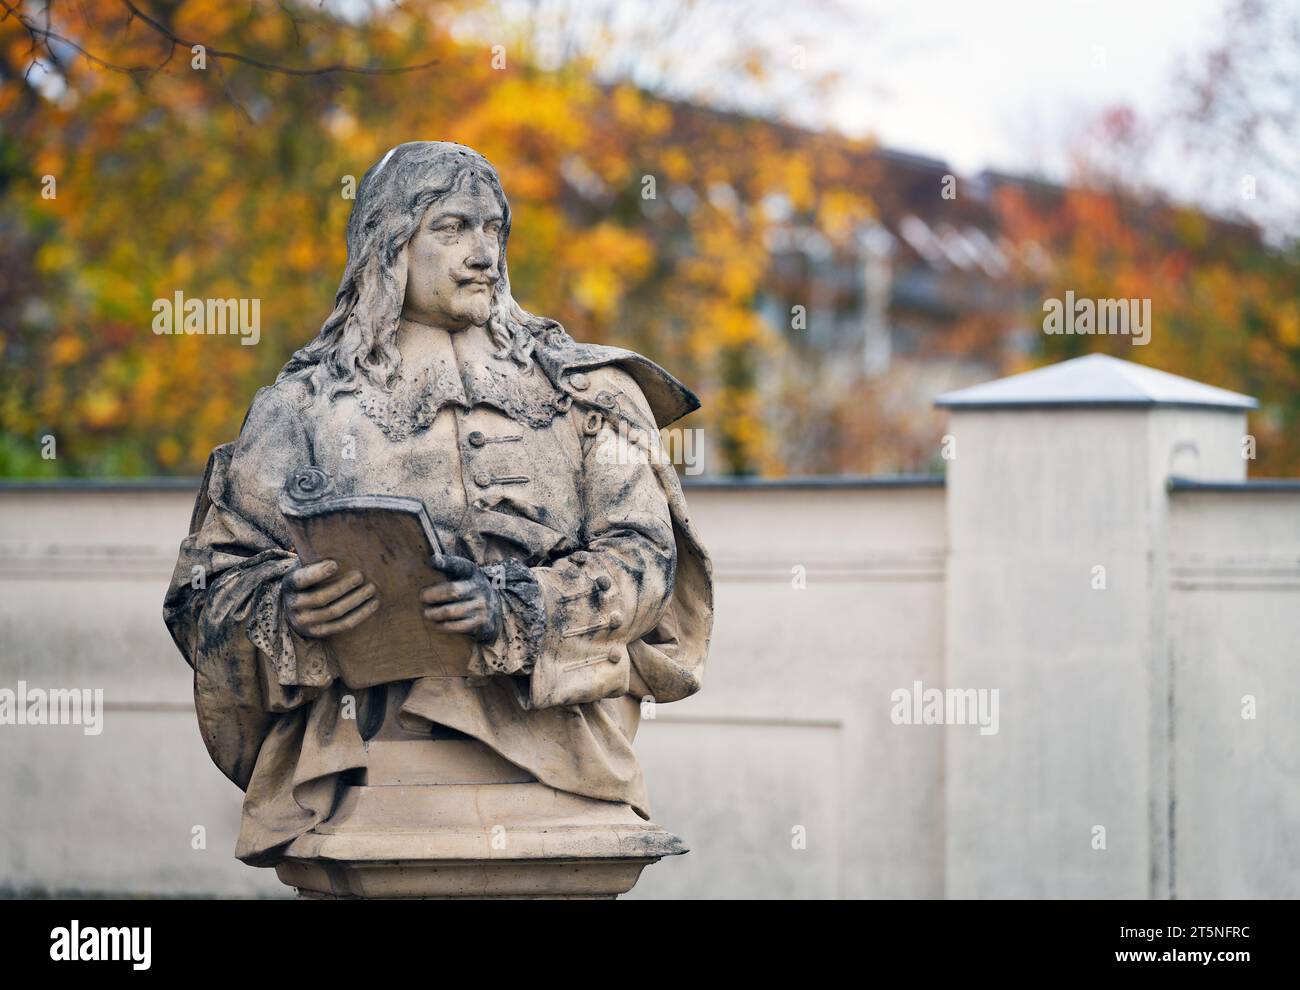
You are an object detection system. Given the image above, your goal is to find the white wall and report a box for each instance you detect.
[1168,488,1300,898]
[0,480,948,898]
[1,436,1296,898]
[939,405,1273,898]
[630,483,947,898]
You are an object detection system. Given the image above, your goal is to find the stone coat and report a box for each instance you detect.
[163,324,712,864]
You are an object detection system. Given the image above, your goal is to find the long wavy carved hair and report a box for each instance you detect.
[277,142,569,396]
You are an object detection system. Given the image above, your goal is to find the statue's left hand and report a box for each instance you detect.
[420,553,504,644]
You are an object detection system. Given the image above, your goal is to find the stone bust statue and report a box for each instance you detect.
[163,141,713,898]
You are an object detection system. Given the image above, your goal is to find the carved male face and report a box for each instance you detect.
[401,172,504,331]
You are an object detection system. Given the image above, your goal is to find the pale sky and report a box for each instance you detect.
[499,0,1246,195]
[823,0,1230,177]
[377,0,1286,224]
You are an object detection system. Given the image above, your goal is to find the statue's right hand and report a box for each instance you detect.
[283,559,379,639]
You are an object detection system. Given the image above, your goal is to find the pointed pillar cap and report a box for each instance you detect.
[935,353,1257,411]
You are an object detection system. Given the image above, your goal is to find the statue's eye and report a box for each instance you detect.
[435,220,461,234]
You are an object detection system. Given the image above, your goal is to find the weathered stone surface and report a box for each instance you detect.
[163,141,712,898]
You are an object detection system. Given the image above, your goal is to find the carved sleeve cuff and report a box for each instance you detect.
[246,577,335,710]
[474,559,546,676]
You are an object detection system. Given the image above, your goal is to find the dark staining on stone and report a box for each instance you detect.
[625,559,648,593]
[358,685,387,741]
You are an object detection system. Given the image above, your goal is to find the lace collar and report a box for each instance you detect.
[354,325,567,441]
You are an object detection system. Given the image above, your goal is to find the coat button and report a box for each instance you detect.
[569,372,589,391]
[607,651,621,664]
[473,471,491,487]
[467,430,487,447]
[570,551,590,565]
[595,575,612,592]
[606,610,623,627]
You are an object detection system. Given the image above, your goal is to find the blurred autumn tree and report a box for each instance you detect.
[993,0,1300,475]
[0,0,870,477]
[995,180,1300,473]
[4,0,1297,480]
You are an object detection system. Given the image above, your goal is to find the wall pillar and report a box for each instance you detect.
[936,354,1255,897]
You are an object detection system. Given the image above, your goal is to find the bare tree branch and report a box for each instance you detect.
[1,0,440,81]
[2,0,165,76]
[119,0,438,75]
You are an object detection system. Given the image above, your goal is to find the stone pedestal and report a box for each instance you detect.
[274,695,686,899]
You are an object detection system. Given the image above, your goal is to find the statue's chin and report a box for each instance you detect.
[404,300,491,332]
[464,302,493,327]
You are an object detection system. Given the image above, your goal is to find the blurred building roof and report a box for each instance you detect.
[935,353,1259,410]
